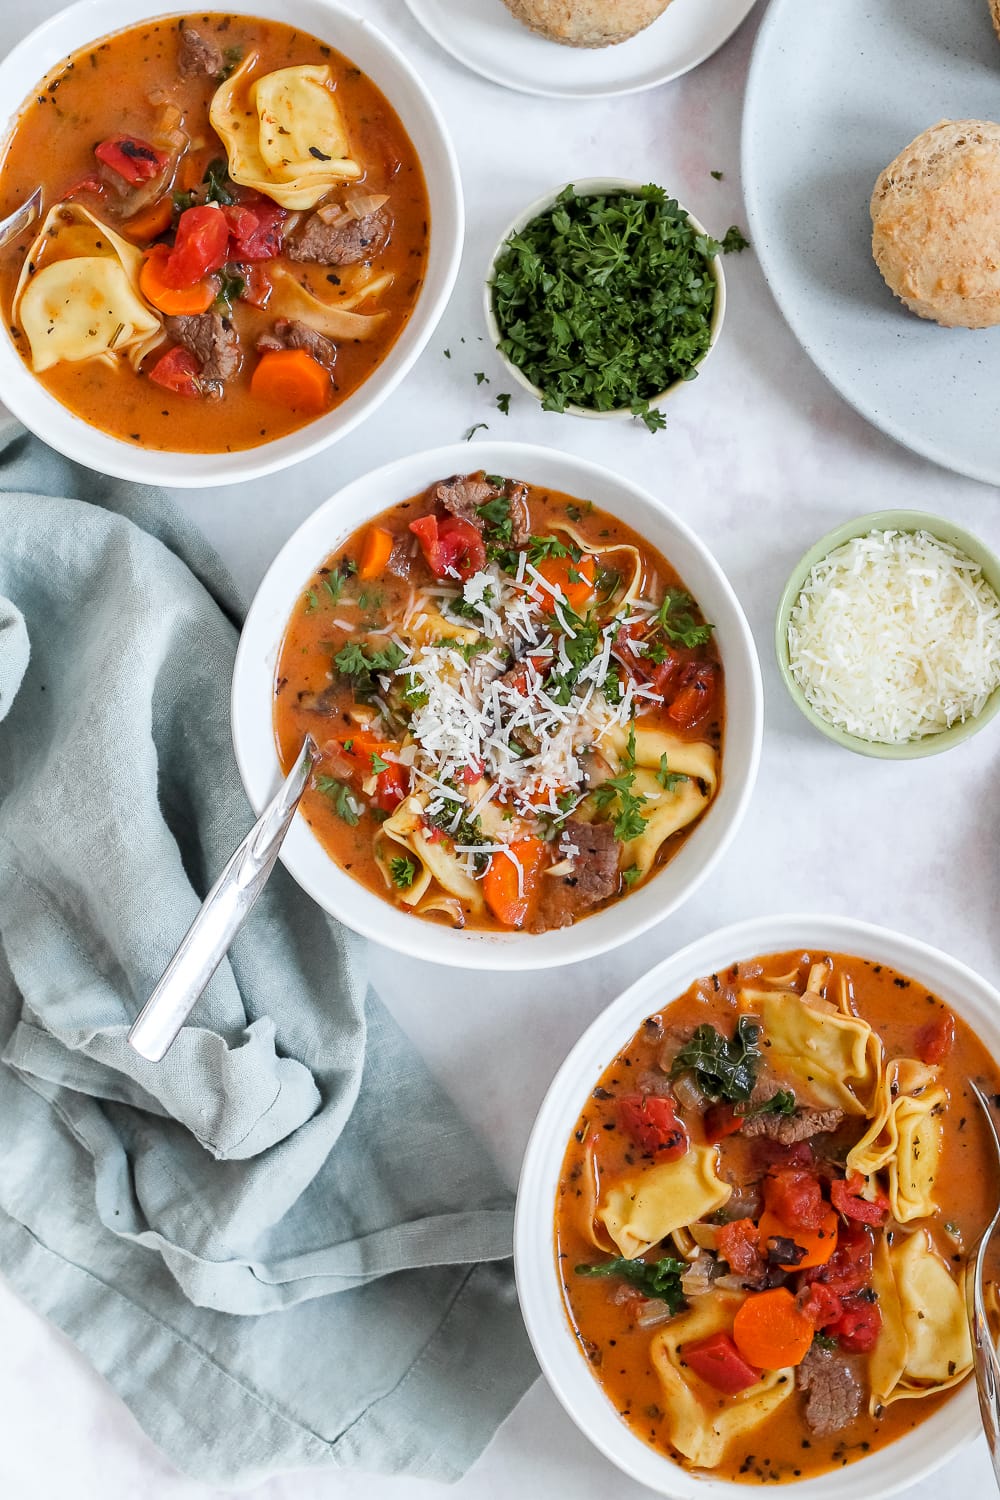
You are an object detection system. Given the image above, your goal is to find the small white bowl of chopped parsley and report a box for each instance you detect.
[485,179,726,432]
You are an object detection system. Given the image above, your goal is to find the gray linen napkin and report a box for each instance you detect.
[0,418,536,1484]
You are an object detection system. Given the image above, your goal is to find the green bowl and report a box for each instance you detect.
[774,509,1000,760]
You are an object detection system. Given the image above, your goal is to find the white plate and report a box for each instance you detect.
[743,0,1000,487]
[402,0,758,99]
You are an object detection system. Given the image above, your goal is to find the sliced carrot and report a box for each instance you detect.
[123,195,174,243]
[732,1287,814,1371]
[757,1207,838,1271]
[139,244,216,315]
[251,349,331,415]
[536,552,596,616]
[357,525,395,581]
[483,838,547,929]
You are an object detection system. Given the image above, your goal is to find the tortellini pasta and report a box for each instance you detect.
[869,1228,972,1408]
[599,1146,731,1258]
[649,1293,796,1468]
[14,204,164,373]
[739,986,882,1115]
[602,725,719,879]
[211,58,361,209]
[847,1058,945,1222]
[376,794,485,916]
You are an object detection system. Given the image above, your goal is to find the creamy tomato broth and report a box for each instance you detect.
[555,951,1000,1481]
[273,472,724,934]
[0,13,429,451]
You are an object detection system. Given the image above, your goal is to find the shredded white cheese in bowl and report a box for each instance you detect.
[783,525,1000,753]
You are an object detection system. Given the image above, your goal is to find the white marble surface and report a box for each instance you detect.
[2,0,1000,1495]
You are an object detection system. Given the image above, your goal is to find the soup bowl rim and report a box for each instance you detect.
[230,438,763,969]
[0,0,464,487]
[514,911,995,1496]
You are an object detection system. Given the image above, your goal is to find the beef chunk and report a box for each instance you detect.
[287,206,389,265]
[531,819,620,933]
[177,25,225,77]
[432,474,530,545]
[165,312,241,385]
[256,318,337,374]
[797,1345,862,1437]
[741,1107,845,1145]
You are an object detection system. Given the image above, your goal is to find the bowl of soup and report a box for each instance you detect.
[0,0,463,485]
[231,441,763,967]
[515,913,1000,1494]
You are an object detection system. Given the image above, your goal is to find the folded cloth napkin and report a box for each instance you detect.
[0,418,536,1486]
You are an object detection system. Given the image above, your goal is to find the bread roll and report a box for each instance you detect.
[870,119,1000,329]
[990,0,1000,40]
[499,0,673,48]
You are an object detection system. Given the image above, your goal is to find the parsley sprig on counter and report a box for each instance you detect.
[490,184,720,432]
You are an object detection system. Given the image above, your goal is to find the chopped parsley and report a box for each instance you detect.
[528,533,580,564]
[711,169,724,181]
[537,790,579,840]
[370,752,389,774]
[545,612,601,705]
[202,157,237,205]
[463,422,489,442]
[621,865,642,888]
[721,224,750,254]
[389,855,417,888]
[576,1255,687,1313]
[496,392,511,415]
[656,589,714,647]
[334,640,406,700]
[474,371,489,385]
[214,270,247,311]
[490,184,719,431]
[592,721,648,843]
[656,754,689,793]
[315,776,362,826]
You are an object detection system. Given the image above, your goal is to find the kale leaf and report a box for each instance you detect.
[670,1015,763,1104]
[575,1255,687,1313]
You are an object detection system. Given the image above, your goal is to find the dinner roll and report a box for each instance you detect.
[499,0,673,48]
[870,119,1000,329]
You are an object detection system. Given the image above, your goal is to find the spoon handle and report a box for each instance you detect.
[127,737,317,1062]
[968,1082,1000,1495]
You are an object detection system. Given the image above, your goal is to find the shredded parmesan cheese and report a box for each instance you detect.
[787,529,1000,744]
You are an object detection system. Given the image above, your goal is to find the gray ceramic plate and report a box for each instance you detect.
[742,0,1000,487]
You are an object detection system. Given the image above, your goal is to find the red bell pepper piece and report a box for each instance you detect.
[95,135,168,186]
[683,1331,760,1394]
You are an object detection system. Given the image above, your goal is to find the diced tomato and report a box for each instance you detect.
[764,1168,827,1231]
[703,1102,745,1144]
[665,661,718,728]
[797,1281,843,1329]
[147,345,201,397]
[460,761,484,784]
[162,204,230,288]
[64,173,104,198]
[830,1172,890,1226]
[408,514,486,583]
[373,762,407,813]
[422,822,444,844]
[750,1138,815,1172]
[222,197,286,260]
[717,1218,760,1276]
[649,649,683,700]
[617,1093,689,1161]
[828,1296,882,1353]
[94,135,168,187]
[242,262,273,309]
[613,621,650,680]
[682,1332,760,1395]
[799,1220,874,1299]
[915,1012,955,1066]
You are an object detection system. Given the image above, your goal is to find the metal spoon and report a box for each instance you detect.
[128,736,319,1063]
[0,188,42,250]
[967,1079,1000,1494]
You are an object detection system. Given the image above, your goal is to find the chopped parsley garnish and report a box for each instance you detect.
[474,371,489,385]
[477,494,514,555]
[545,612,601,706]
[490,184,719,431]
[670,1016,763,1105]
[537,790,579,840]
[656,589,714,647]
[592,721,648,843]
[463,422,489,442]
[496,392,511,415]
[219,44,244,79]
[576,1255,687,1313]
[334,640,406,700]
[528,533,580,564]
[656,754,689,793]
[721,224,750,254]
[711,169,724,181]
[427,800,489,869]
[390,855,417,888]
[315,776,362,826]
[433,636,492,663]
[621,865,642,888]
[304,588,318,612]
[370,752,389,774]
